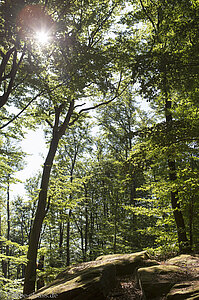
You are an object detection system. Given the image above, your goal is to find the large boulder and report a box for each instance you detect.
[166,281,199,299]
[138,264,187,300]
[167,254,199,278]
[95,251,159,276]
[25,264,116,300]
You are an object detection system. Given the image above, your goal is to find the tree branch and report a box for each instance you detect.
[59,99,75,136]
[0,47,15,80]
[0,81,68,130]
[0,91,43,130]
[139,0,157,33]
[89,5,116,46]
[69,74,126,126]
[0,46,26,108]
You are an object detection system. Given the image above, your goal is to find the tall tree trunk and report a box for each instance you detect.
[83,184,88,262]
[5,174,11,279]
[113,194,118,254]
[66,150,77,266]
[59,221,64,260]
[0,204,7,277]
[66,209,72,266]
[189,196,194,250]
[23,101,74,295]
[84,206,88,261]
[23,135,59,295]
[21,216,25,278]
[165,99,190,253]
[89,195,94,260]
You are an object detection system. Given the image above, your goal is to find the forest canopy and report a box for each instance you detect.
[0,0,199,298]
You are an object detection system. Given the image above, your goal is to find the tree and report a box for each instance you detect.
[22,0,126,294]
[120,0,199,253]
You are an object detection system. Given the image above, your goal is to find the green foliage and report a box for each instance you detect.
[0,277,23,300]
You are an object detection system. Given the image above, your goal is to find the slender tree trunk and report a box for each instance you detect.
[66,150,77,266]
[23,101,74,295]
[5,174,11,278]
[83,184,88,262]
[66,209,72,266]
[59,221,64,260]
[113,194,118,254]
[21,216,25,278]
[84,206,88,261]
[80,224,85,260]
[23,135,59,295]
[0,205,7,277]
[165,99,190,253]
[189,196,194,250]
[89,194,94,260]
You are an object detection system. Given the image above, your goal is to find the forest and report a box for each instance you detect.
[0,0,199,298]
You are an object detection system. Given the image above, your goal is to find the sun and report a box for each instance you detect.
[35,30,50,45]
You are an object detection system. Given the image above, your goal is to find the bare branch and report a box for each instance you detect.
[0,91,43,130]
[69,74,128,126]
[74,102,86,109]
[139,0,157,33]
[45,118,53,129]
[0,80,68,130]
[89,5,116,46]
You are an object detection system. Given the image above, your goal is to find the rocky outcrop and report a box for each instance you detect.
[95,251,159,276]
[138,254,199,300]
[138,264,187,299]
[25,251,153,300]
[166,281,199,299]
[25,264,116,300]
[24,252,199,300]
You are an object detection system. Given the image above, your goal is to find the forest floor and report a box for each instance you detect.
[107,275,142,300]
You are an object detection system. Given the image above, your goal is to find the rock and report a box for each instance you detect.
[138,264,187,300]
[166,281,199,299]
[25,264,116,300]
[24,251,157,300]
[167,254,199,278]
[167,255,196,266]
[96,251,159,276]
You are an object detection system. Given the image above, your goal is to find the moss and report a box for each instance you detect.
[167,281,199,300]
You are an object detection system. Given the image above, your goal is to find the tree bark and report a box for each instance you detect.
[66,148,78,266]
[6,175,10,279]
[36,255,45,290]
[66,209,72,266]
[0,204,7,278]
[165,99,190,253]
[59,220,64,260]
[23,134,59,295]
[23,100,74,295]
[84,206,88,261]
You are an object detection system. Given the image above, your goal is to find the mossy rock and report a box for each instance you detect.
[24,251,159,300]
[96,251,158,276]
[167,255,199,273]
[166,281,199,299]
[96,251,149,262]
[25,264,116,300]
[138,264,187,300]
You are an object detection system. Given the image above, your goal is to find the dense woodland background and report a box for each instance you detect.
[0,0,199,298]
